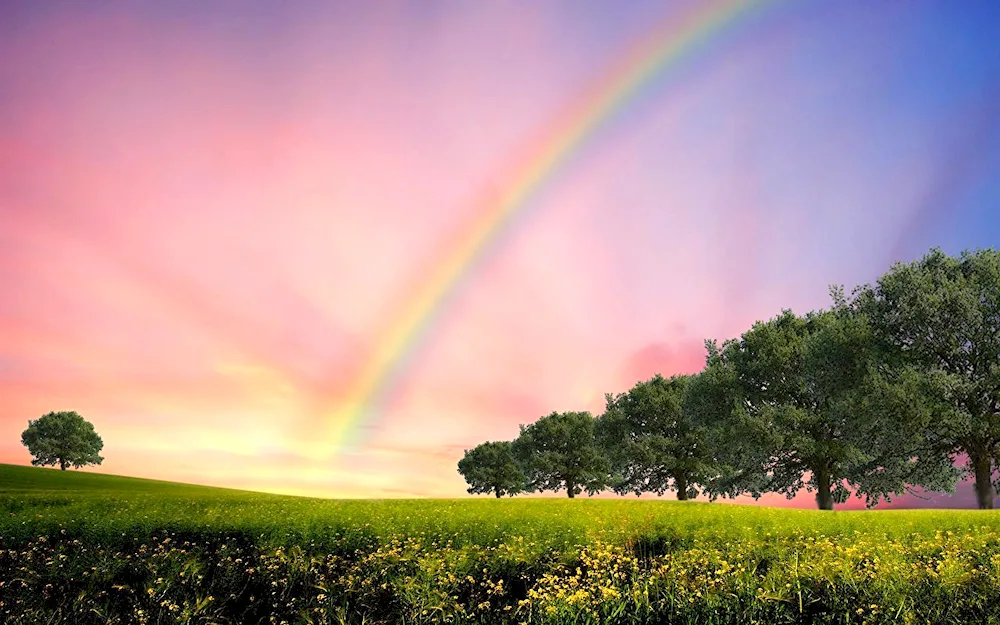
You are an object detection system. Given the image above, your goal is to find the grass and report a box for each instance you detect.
[2,464,1000,624]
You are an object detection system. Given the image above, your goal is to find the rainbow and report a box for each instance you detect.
[329,0,780,450]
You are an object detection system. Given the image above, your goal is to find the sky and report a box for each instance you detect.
[2,0,1000,506]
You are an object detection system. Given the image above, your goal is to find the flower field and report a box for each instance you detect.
[2,465,1000,624]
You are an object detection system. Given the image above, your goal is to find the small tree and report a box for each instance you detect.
[21,411,104,470]
[598,374,715,500]
[513,411,609,498]
[457,441,524,498]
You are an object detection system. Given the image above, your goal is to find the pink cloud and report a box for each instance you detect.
[619,341,708,388]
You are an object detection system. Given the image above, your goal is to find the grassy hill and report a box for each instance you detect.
[0,462,245,493]
[3,463,1000,624]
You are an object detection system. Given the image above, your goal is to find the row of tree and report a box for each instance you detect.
[458,248,1000,509]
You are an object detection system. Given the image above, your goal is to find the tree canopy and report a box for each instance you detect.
[456,247,1000,509]
[457,441,524,498]
[598,374,714,500]
[21,411,104,471]
[513,411,609,498]
[696,304,953,509]
[855,247,1000,509]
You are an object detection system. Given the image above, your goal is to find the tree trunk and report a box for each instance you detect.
[815,464,833,510]
[675,472,689,501]
[495,487,502,499]
[971,451,995,510]
[59,458,67,471]
[566,478,576,498]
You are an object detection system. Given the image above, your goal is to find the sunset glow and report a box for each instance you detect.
[2,1,999,504]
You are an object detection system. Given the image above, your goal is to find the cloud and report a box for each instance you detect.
[618,341,707,388]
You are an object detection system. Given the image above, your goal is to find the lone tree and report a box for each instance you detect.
[21,411,104,471]
[698,304,953,510]
[513,411,609,498]
[598,374,714,500]
[856,248,1000,509]
[457,441,524,498]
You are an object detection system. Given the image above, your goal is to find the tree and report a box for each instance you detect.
[699,304,953,509]
[597,374,714,500]
[513,411,609,498]
[457,441,524,498]
[855,247,1000,509]
[21,411,104,471]
[682,344,747,498]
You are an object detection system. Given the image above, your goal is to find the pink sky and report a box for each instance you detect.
[2,1,999,505]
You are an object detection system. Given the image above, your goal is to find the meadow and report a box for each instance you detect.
[2,464,1000,624]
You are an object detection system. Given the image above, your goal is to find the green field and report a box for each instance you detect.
[2,464,1000,624]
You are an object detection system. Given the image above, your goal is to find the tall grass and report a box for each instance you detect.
[2,464,999,624]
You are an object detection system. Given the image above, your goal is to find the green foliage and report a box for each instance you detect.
[4,464,1000,624]
[457,441,525,498]
[699,305,953,509]
[684,345,755,496]
[20,411,104,471]
[598,374,715,500]
[855,247,1000,509]
[473,249,1000,510]
[513,411,609,498]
